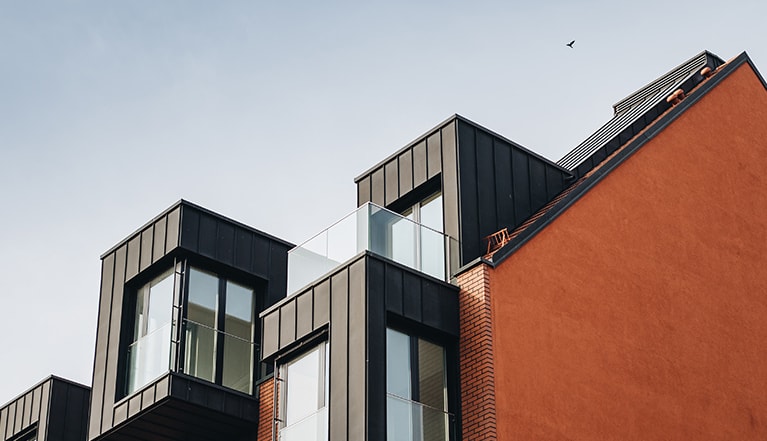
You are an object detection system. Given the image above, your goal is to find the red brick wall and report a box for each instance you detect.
[457,262,497,440]
[489,62,767,439]
[256,378,276,441]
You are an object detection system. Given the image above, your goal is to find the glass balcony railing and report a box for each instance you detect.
[126,323,172,396]
[279,407,328,441]
[287,203,459,295]
[386,394,454,441]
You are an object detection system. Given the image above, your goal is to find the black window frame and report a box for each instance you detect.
[178,260,261,395]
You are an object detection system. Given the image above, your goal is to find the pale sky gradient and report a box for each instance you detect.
[1,0,765,404]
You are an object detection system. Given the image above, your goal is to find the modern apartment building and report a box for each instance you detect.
[2,49,766,441]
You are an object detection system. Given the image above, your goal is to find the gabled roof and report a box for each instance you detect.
[482,51,758,269]
[556,51,725,176]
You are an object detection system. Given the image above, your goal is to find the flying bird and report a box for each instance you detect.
[566,40,575,48]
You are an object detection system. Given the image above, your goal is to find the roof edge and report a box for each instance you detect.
[491,51,752,267]
[100,199,294,259]
[354,114,570,183]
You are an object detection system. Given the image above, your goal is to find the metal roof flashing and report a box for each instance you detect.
[488,51,751,269]
[556,50,726,173]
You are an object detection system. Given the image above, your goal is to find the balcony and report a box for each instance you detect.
[287,203,459,295]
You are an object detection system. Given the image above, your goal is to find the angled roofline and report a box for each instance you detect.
[1,374,90,410]
[354,113,569,183]
[557,51,726,172]
[486,51,753,269]
[100,199,293,259]
[612,50,725,115]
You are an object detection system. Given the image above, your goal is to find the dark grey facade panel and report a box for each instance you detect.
[197,213,218,259]
[384,159,398,206]
[412,140,428,189]
[528,158,548,212]
[357,175,371,207]
[179,207,200,251]
[215,222,236,267]
[233,229,252,273]
[261,310,280,359]
[371,169,385,207]
[251,234,269,277]
[365,257,387,441]
[456,121,480,260]
[152,216,167,263]
[100,245,127,436]
[475,129,498,243]
[125,236,140,282]
[398,150,413,197]
[1,377,89,441]
[139,227,153,273]
[0,406,6,439]
[278,300,297,350]
[493,141,514,228]
[329,269,349,441]
[441,121,460,245]
[426,132,442,179]
[38,381,50,439]
[347,259,366,441]
[165,207,181,253]
[313,279,330,329]
[296,291,314,337]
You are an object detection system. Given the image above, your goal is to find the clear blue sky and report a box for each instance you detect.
[1,0,765,403]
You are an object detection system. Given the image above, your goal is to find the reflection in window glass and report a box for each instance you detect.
[280,343,328,441]
[386,328,449,441]
[127,268,174,396]
[183,267,256,394]
[222,281,254,393]
[185,268,218,382]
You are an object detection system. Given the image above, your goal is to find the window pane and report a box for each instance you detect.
[222,334,252,394]
[188,268,218,327]
[222,281,254,394]
[147,269,174,334]
[285,347,321,425]
[386,328,411,399]
[418,339,446,411]
[184,321,216,382]
[419,193,443,233]
[127,269,174,395]
[225,281,253,340]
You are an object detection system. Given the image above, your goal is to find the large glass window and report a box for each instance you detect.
[126,268,174,396]
[183,267,256,394]
[386,328,449,441]
[279,343,328,441]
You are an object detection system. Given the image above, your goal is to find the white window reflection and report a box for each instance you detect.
[280,343,328,441]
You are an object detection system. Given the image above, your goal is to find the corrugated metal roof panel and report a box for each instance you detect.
[556,51,725,172]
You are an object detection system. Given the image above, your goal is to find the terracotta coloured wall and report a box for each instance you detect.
[489,63,767,439]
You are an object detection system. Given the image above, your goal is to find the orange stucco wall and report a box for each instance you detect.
[490,63,767,439]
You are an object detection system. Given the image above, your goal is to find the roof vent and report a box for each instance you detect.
[665,88,686,105]
[700,66,713,78]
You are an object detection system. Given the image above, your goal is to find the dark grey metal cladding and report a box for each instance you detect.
[261,253,459,441]
[93,373,255,441]
[355,114,571,266]
[455,119,571,261]
[89,200,293,441]
[1,376,89,441]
